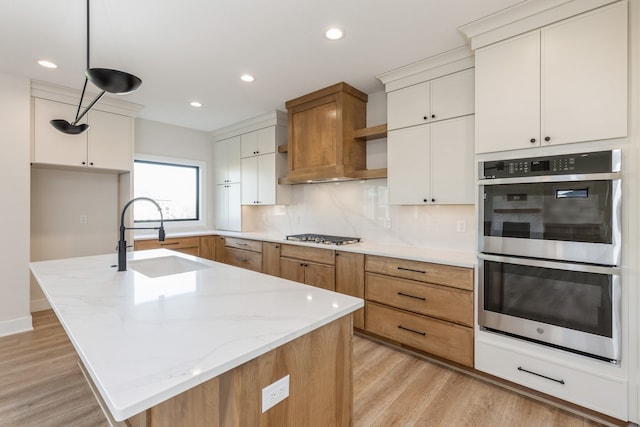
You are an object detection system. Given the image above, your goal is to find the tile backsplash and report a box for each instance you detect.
[243,178,475,252]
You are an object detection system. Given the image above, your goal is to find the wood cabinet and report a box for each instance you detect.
[284,82,368,182]
[475,1,627,153]
[199,235,225,262]
[240,125,289,205]
[388,115,474,205]
[364,255,474,367]
[335,251,364,329]
[262,241,281,277]
[224,237,262,272]
[387,68,474,131]
[279,244,335,291]
[32,98,132,171]
[134,236,200,256]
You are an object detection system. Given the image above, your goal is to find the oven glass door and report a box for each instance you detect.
[483,180,612,243]
[479,254,621,362]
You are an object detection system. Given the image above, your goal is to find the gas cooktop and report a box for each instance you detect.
[285,234,361,245]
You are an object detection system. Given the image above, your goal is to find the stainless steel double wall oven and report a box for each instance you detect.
[478,150,622,363]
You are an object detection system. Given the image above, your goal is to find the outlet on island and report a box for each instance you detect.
[261,374,290,413]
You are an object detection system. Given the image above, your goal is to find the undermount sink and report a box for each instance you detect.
[128,256,211,278]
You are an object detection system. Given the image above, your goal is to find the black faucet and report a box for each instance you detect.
[118,197,166,271]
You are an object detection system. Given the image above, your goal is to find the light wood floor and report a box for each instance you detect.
[0,311,614,426]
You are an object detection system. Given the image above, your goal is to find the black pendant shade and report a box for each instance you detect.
[50,0,141,135]
[85,68,142,95]
[50,120,90,135]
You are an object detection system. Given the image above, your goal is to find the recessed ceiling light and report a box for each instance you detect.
[241,74,255,82]
[190,101,202,108]
[37,59,58,69]
[325,28,344,40]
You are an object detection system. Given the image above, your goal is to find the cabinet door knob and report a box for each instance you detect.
[423,198,428,203]
[431,198,435,202]
[82,161,86,165]
[423,116,428,120]
[89,162,94,166]
[431,114,436,119]
[530,138,536,143]
[544,136,551,142]
[275,245,279,248]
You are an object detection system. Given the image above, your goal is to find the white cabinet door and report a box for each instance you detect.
[430,116,475,204]
[258,153,276,204]
[387,81,431,130]
[541,1,627,146]
[475,31,541,153]
[241,156,258,205]
[387,125,430,205]
[241,126,277,158]
[215,184,229,229]
[33,98,88,167]
[240,131,258,158]
[227,182,242,231]
[214,136,241,184]
[87,109,132,171]
[431,69,474,122]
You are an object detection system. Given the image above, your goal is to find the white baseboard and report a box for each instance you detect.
[30,298,51,312]
[0,315,33,337]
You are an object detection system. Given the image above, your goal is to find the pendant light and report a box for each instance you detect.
[50,0,142,135]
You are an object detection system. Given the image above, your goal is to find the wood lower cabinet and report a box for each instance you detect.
[364,255,474,367]
[335,251,364,329]
[199,235,226,262]
[225,237,262,272]
[262,242,281,276]
[279,244,335,291]
[134,236,200,256]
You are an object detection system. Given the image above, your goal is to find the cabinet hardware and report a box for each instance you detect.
[397,266,426,274]
[544,136,551,142]
[82,161,86,165]
[397,292,426,301]
[397,325,426,336]
[237,242,249,246]
[161,242,179,246]
[274,245,279,248]
[517,366,565,384]
[423,116,428,120]
[530,138,536,143]
[89,162,94,166]
[423,198,428,203]
[431,114,436,119]
[235,257,248,262]
[431,198,435,202]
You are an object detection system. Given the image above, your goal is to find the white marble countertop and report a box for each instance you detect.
[29,249,363,421]
[135,229,477,268]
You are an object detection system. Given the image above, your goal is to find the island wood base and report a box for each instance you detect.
[125,315,353,427]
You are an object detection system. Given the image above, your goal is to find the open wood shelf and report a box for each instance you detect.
[353,124,387,141]
[278,144,288,153]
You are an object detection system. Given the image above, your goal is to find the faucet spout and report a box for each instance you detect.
[118,197,166,271]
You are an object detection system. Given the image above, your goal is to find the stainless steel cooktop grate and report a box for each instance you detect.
[285,234,361,245]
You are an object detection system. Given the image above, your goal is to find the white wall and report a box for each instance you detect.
[0,72,32,336]
[135,118,214,229]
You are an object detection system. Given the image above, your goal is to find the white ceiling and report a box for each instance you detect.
[0,0,524,133]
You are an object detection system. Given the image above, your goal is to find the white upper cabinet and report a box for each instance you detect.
[214,136,241,185]
[215,182,241,231]
[32,98,132,171]
[240,126,276,158]
[387,69,474,131]
[388,116,474,205]
[475,1,627,153]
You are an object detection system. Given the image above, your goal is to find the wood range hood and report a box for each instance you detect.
[280,82,387,184]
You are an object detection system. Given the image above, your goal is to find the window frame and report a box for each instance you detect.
[133,153,207,230]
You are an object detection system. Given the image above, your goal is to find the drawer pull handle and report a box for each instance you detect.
[397,292,426,301]
[397,325,426,336]
[237,242,249,246]
[161,242,179,246]
[517,367,565,385]
[397,266,426,274]
[235,257,248,262]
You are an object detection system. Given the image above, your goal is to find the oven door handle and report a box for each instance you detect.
[478,172,620,185]
[478,253,621,275]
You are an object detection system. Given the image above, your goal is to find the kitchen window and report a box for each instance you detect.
[133,155,204,225]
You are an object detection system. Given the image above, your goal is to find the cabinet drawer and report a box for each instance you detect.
[365,255,472,291]
[135,236,200,252]
[225,237,262,253]
[366,273,473,327]
[366,302,473,367]
[280,244,335,265]
[225,247,262,272]
[475,339,627,419]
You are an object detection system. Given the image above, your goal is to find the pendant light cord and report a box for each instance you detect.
[74,0,90,123]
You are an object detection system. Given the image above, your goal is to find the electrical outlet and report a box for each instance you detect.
[80,215,88,224]
[456,220,466,233]
[295,216,301,224]
[262,375,290,413]
[383,217,391,228]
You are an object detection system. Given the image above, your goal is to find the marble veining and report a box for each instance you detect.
[30,249,363,421]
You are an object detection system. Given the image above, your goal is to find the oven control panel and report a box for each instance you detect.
[482,150,617,179]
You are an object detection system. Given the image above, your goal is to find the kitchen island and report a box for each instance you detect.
[30,249,363,426]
